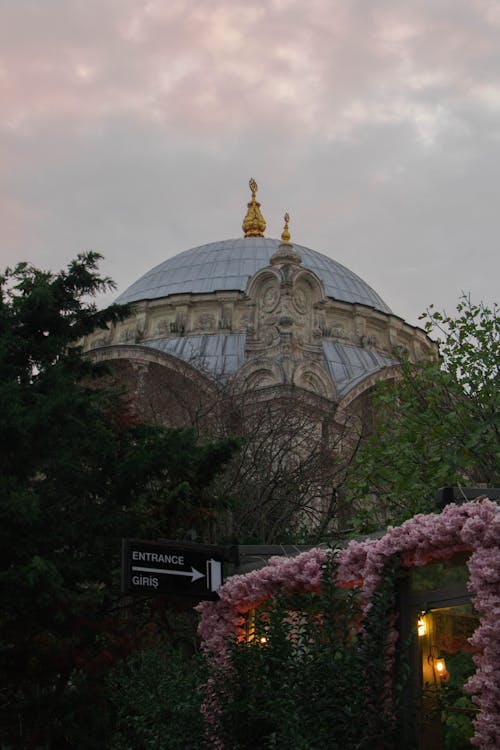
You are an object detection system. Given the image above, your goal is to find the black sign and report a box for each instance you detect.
[121,539,224,599]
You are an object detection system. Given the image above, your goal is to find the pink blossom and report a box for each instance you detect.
[198,498,499,749]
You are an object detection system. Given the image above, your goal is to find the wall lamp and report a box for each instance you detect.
[417,614,427,637]
[427,645,448,681]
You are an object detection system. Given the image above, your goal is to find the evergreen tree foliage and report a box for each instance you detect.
[0,254,238,748]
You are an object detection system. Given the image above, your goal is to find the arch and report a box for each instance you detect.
[245,267,281,300]
[85,344,219,428]
[234,357,285,391]
[292,267,325,305]
[86,344,218,397]
[293,361,337,400]
[336,363,400,412]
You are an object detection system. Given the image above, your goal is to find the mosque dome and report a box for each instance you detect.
[85,180,433,407]
[115,237,392,315]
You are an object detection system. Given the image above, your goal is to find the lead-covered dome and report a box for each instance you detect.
[116,237,391,314]
[84,180,435,407]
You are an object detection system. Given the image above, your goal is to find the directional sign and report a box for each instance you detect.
[121,539,224,599]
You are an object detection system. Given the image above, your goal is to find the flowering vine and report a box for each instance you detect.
[198,499,499,749]
[197,546,327,660]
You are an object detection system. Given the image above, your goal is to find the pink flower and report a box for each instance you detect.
[198,499,499,749]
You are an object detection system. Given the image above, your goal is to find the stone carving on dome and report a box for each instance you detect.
[354,319,366,340]
[360,334,378,347]
[293,362,337,400]
[237,360,285,390]
[241,244,334,395]
[333,326,349,340]
[292,287,307,315]
[196,313,215,331]
[218,305,233,330]
[251,267,323,348]
[170,312,186,335]
[156,318,171,336]
[119,326,138,344]
[238,312,255,334]
[115,315,146,344]
[262,284,280,313]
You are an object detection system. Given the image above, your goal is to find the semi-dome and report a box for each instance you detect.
[116,237,392,315]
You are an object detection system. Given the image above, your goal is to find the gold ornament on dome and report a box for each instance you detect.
[281,212,291,243]
[242,178,266,237]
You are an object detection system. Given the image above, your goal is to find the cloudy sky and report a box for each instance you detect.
[1,0,499,326]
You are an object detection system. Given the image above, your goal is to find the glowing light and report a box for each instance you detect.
[417,617,427,637]
[435,658,446,674]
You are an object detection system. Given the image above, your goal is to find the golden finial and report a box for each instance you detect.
[281,212,291,243]
[271,210,301,266]
[242,178,266,238]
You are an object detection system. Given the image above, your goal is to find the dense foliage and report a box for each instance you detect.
[206,556,406,750]
[347,295,499,529]
[107,642,207,750]
[105,556,408,750]
[0,254,238,748]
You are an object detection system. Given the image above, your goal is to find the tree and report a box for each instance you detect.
[211,384,366,544]
[107,642,208,750]
[116,349,369,545]
[0,253,238,748]
[347,295,499,530]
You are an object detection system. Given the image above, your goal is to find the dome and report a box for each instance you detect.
[116,237,392,314]
[84,181,435,413]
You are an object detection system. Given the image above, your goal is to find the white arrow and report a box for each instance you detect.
[132,565,205,583]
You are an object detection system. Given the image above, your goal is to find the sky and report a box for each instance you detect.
[1,0,499,327]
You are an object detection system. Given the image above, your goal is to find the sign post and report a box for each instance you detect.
[121,539,226,599]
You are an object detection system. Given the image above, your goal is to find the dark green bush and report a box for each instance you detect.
[211,557,408,750]
[107,643,207,750]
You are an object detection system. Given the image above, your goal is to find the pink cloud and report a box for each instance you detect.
[0,0,499,140]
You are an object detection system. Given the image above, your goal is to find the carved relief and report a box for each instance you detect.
[197,313,215,331]
[292,286,307,315]
[218,305,232,330]
[170,312,186,335]
[360,334,378,347]
[119,326,137,343]
[262,285,280,313]
[239,312,255,334]
[236,359,284,390]
[245,263,329,367]
[156,318,171,335]
[261,329,275,345]
[320,323,349,340]
[278,314,294,328]
[293,362,336,400]
[355,325,365,340]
